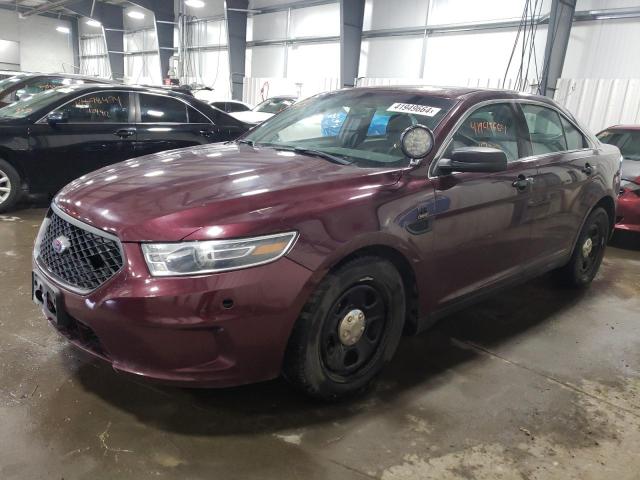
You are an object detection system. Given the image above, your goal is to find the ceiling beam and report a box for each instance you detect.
[20,0,79,17]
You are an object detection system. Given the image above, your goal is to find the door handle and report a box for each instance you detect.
[512,174,534,191]
[582,163,594,175]
[199,129,215,137]
[114,128,136,138]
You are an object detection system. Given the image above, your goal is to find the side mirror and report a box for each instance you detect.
[47,111,67,126]
[400,124,434,166]
[437,147,508,174]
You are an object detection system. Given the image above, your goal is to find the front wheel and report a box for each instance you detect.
[555,207,609,287]
[283,256,406,400]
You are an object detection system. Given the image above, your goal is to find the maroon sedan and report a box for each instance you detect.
[32,87,621,399]
[597,126,640,233]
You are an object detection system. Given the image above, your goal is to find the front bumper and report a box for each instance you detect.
[34,242,314,388]
[615,190,640,233]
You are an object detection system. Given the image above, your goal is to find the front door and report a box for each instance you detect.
[28,90,135,192]
[430,102,537,306]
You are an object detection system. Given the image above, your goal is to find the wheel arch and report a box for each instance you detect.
[568,194,617,258]
[328,244,420,335]
[593,194,616,235]
[0,147,26,187]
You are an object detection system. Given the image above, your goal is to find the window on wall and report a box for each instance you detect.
[80,36,111,79]
[124,28,161,84]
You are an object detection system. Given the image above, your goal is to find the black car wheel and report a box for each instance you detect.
[0,159,21,213]
[555,207,609,287]
[284,256,405,400]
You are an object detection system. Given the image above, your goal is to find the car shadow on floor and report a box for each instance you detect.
[64,273,589,437]
[609,230,640,251]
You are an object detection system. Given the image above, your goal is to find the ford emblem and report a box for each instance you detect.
[52,235,71,254]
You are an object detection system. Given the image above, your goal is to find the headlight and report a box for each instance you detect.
[141,231,298,276]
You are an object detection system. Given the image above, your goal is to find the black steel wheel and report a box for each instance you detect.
[321,283,388,378]
[555,207,609,287]
[284,256,406,400]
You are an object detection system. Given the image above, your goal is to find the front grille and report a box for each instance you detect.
[37,210,124,292]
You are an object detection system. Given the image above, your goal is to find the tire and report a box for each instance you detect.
[555,207,609,287]
[0,158,21,213]
[283,256,406,400]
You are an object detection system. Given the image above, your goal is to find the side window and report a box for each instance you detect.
[521,104,567,155]
[448,103,521,162]
[139,94,187,123]
[55,92,129,123]
[188,106,211,124]
[561,116,587,150]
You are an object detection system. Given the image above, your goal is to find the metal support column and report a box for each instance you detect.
[70,16,81,73]
[131,0,175,82]
[340,0,365,87]
[226,0,249,100]
[65,0,125,80]
[540,0,576,97]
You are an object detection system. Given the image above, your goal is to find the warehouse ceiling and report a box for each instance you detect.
[0,0,131,17]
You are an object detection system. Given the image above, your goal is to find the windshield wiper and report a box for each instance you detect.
[236,139,255,147]
[277,146,351,165]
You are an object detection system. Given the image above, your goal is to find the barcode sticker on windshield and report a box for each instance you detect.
[387,103,441,117]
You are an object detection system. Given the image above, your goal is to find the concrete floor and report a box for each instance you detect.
[1,207,639,480]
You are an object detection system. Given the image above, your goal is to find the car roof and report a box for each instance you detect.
[600,125,640,132]
[263,95,297,100]
[50,83,198,99]
[12,72,114,82]
[351,85,555,103]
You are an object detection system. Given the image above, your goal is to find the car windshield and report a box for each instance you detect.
[0,86,78,119]
[598,130,640,161]
[254,97,296,114]
[243,89,455,168]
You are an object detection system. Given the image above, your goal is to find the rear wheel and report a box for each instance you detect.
[555,207,609,287]
[0,159,21,213]
[283,256,406,400]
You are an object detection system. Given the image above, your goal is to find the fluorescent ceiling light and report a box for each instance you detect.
[185,0,205,7]
[56,26,70,34]
[86,19,102,27]
[127,10,145,19]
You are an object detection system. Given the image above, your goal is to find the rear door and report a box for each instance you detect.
[519,103,595,263]
[431,101,537,306]
[28,90,135,191]
[133,93,241,157]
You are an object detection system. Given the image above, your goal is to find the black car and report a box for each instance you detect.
[0,73,112,108]
[209,100,252,113]
[0,84,250,212]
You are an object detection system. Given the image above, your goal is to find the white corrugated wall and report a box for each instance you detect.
[554,79,640,133]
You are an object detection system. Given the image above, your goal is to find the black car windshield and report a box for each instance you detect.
[0,86,80,119]
[243,89,455,168]
[598,130,640,161]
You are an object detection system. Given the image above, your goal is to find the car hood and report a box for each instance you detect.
[229,111,273,124]
[55,143,403,242]
[621,159,640,181]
